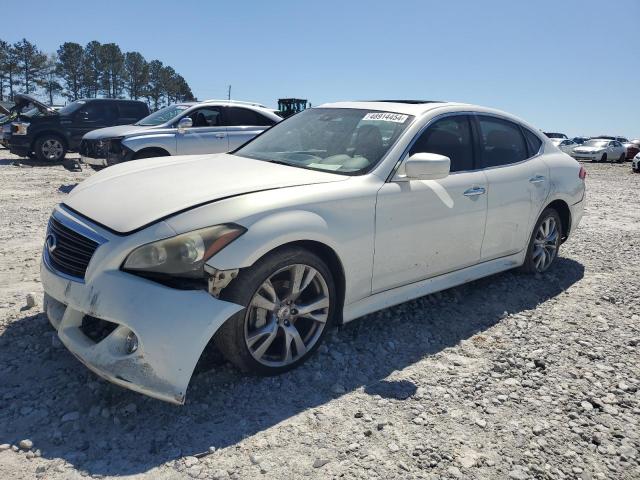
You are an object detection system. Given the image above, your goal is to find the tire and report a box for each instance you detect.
[600,154,607,163]
[521,208,562,274]
[215,246,337,375]
[617,154,625,164]
[34,135,66,162]
[133,149,169,160]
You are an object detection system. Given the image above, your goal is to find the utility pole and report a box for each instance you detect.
[227,85,231,100]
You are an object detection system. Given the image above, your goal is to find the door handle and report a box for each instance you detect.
[529,175,546,184]
[463,186,486,197]
[215,133,226,138]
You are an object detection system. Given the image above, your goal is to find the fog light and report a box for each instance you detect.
[125,332,139,354]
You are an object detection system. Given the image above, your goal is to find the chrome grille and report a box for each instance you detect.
[45,217,99,280]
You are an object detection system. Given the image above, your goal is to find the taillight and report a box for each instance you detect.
[579,166,587,180]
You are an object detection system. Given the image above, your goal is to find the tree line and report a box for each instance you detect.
[0,39,195,110]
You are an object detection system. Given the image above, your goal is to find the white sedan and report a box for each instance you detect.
[40,101,586,403]
[572,138,627,163]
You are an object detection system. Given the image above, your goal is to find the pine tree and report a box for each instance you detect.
[146,60,165,110]
[39,54,63,105]
[124,51,148,100]
[14,38,47,95]
[56,42,84,101]
[100,43,125,98]
[82,41,103,98]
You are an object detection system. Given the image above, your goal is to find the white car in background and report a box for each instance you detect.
[41,100,585,404]
[550,138,578,154]
[572,138,626,163]
[632,153,639,173]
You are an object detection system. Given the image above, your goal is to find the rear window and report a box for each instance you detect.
[478,116,528,168]
[226,107,275,127]
[119,103,147,121]
[523,128,543,155]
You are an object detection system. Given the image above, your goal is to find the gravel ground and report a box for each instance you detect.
[0,149,638,480]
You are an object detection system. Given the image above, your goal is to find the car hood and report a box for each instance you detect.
[82,124,156,140]
[12,93,56,115]
[64,153,348,234]
[0,104,9,116]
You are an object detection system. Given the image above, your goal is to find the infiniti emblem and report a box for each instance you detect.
[46,233,58,254]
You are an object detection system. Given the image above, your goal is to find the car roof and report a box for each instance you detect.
[316,100,473,116]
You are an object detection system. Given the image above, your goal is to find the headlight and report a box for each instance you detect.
[11,122,29,135]
[123,224,246,278]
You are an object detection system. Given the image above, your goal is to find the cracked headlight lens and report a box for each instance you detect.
[123,224,246,278]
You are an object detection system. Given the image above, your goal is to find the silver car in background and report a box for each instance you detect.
[80,100,281,169]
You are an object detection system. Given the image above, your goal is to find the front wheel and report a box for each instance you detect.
[617,154,625,164]
[34,135,66,162]
[600,154,607,163]
[215,247,336,375]
[521,208,562,273]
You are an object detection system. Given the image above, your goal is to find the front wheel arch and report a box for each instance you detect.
[132,147,171,160]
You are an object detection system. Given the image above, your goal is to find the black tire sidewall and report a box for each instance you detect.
[522,208,563,273]
[216,246,337,375]
[35,135,66,162]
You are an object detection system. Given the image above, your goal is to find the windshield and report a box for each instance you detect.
[136,104,189,126]
[584,140,608,147]
[58,101,86,115]
[235,108,414,175]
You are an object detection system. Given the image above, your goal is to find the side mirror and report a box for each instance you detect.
[404,152,450,180]
[177,117,193,133]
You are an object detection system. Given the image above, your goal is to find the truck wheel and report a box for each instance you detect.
[34,135,66,162]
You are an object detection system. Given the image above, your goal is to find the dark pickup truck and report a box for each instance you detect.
[4,94,149,161]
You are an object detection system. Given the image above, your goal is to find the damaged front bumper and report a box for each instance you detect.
[41,207,243,404]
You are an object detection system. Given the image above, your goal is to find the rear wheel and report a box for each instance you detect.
[34,135,66,162]
[600,153,607,163]
[617,153,625,164]
[215,247,336,375]
[521,208,562,274]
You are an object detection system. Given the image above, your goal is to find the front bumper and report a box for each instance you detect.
[41,207,243,404]
[8,136,31,157]
[572,153,599,162]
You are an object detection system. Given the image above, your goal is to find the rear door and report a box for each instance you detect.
[175,106,229,154]
[225,107,277,150]
[475,115,549,260]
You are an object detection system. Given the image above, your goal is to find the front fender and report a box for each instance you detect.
[207,209,340,271]
[123,133,177,155]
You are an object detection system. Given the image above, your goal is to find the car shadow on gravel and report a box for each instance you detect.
[0,257,584,476]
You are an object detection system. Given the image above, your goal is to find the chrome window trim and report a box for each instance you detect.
[42,207,108,283]
[387,111,546,181]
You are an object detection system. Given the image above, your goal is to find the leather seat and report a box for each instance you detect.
[193,112,208,127]
[353,125,383,162]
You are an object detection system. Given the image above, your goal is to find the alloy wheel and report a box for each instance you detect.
[532,217,559,272]
[42,139,64,160]
[244,263,330,367]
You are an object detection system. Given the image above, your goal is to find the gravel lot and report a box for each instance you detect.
[0,149,638,480]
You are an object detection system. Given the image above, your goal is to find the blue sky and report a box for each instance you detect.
[4,0,639,137]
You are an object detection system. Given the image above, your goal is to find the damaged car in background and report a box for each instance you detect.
[79,99,281,170]
[41,100,585,404]
[5,94,149,162]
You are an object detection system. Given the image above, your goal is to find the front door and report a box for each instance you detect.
[373,114,488,292]
[176,106,229,155]
[68,102,118,149]
[475,115,550,260]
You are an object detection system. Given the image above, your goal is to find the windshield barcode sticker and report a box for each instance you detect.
[363,112,408,123]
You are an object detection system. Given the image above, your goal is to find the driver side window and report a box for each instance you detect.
[409,115,474,172]
[187,107,223,127]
